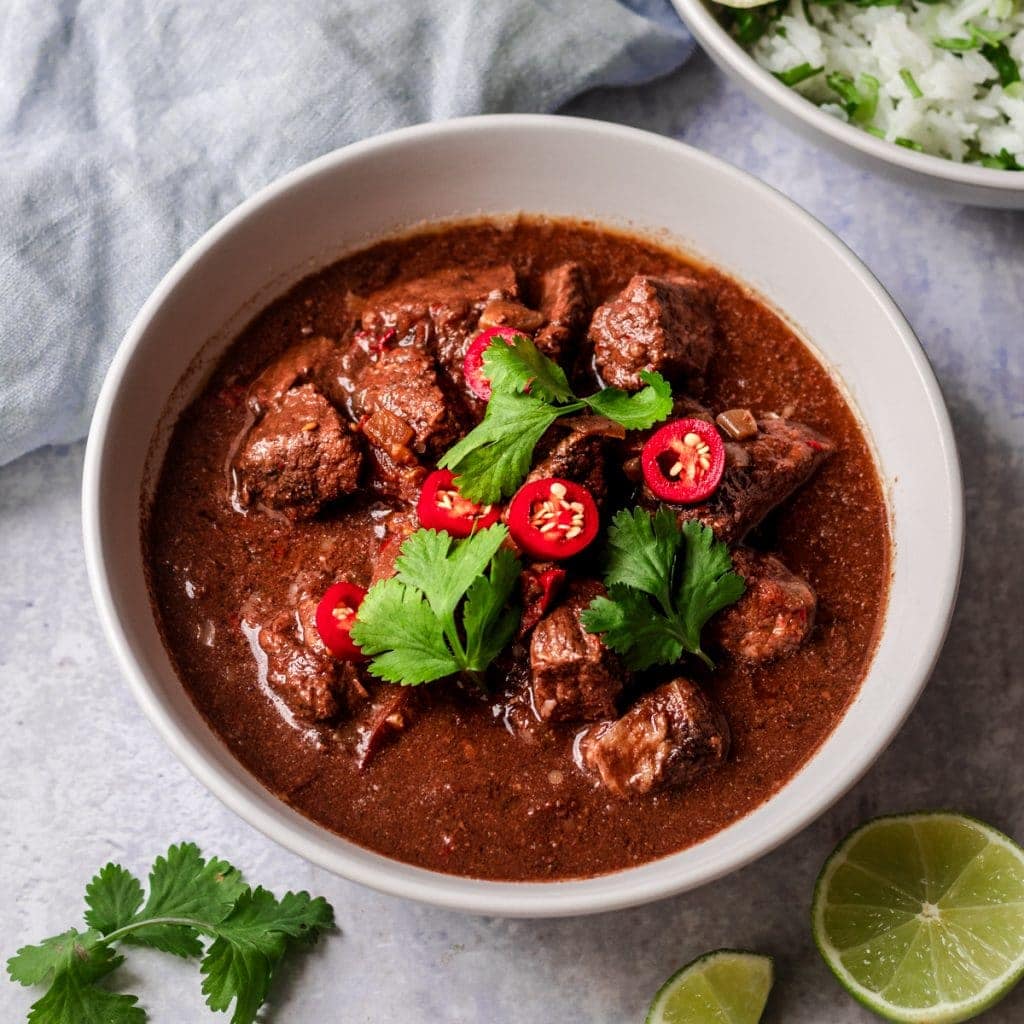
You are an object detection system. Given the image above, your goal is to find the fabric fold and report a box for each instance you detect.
[0,0,692,465]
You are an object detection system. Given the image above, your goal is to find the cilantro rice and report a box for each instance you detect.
[727,0,1024,168]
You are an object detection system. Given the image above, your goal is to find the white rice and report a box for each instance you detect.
[748,0,1024,165]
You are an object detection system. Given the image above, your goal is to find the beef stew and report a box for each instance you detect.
[146,217,890,881]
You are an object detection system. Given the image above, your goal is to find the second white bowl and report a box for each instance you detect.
[672,0,1024,209]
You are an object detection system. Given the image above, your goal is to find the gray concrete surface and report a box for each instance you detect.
[2,52,1022,1023]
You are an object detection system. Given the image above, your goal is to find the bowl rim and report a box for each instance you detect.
[82,113,964,917]
[672,0,1024,193]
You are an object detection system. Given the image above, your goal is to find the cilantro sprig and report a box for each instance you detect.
[439,335,673,503]
[351,524,521,685]
[6,843,333,1024]
[581,508,746,670]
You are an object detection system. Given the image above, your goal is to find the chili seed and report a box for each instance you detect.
[668,434,712,479]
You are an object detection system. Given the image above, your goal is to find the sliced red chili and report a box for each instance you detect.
[641,417,726,504]
[417,469,502,538]
[353,327,397,355]
[507,478,599,560]
[315,581,368,660]
[463,326,523,401]
[518,565,568,636]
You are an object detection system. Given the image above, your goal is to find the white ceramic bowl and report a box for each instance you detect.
[672,0,1024,209]
[83,114,963,917]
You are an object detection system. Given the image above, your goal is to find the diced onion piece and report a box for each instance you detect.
[716,408,759,441]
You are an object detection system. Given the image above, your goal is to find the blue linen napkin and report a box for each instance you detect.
[0,0,691,467]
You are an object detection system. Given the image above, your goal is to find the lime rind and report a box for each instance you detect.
[812,812,1024,1024]
[646,949,774,1024]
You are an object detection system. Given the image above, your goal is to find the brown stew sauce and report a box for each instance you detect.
[146,218,890,881]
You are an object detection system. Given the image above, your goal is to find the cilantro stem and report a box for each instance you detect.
[555,399,587,417]
[102,915,218,945]
[693,647,715,670]
[441,610,469,667]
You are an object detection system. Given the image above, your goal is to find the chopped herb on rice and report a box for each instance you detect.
[721,0,1024,168]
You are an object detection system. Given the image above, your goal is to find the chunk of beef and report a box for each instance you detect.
[256,592,367,724]
[670,417,835,544]
[234,384,363,519]
[247,335,339,411]
[364,445,426,504]
[360,265,518,396]
[478,299,546,333]
[529,581,625,722]
[359,406,426,504]
[258,610,340,721]
[711,548,816,663]
[361,264,518,343]
[526,422,609,503]
[580,678,729,798]
[350,345,460,458]
[535,262,590,361]
[590,275,715,391]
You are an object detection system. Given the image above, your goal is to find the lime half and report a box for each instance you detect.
[646,949,773,1024]
[813,812,1024,1023]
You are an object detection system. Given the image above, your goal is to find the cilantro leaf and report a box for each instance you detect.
[7,844,335,1024]
[10,932,141,1024]
[26,959,144,1024]
[200,888,333,1024]
[124,843,245,958]
[582,371,673,430]
[481,333,573,403]
[8,929,111,988]
[395,526,507,620]
[983,41,1020,86]
[349,577,461,684]
[601,506,682,601]
[439,391,562,503]
[84,864,144,934]
[581,587,687,670]
[581,512,745,669]
[461,546,521,668]
[675,520,748,656]
[352,526,522,685]
[442,338,672,504]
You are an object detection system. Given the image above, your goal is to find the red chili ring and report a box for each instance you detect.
[507,478,600,560]
[641,417,726,504]
[463,326,523,401]
[315,581,368,660]
[417,469,502,538]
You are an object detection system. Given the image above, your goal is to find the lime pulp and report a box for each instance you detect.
[813,812,1024,1023]
[646,949,774,1024]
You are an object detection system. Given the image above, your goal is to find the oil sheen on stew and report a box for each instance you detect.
[146,218,890,881]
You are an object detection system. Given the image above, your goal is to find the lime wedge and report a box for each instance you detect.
[813,813,1024,1023]
[646,949,773,1024]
